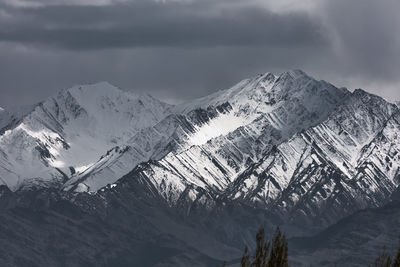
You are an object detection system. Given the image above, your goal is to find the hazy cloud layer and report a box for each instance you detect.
[0,0,398,107]
[0,1,327,49]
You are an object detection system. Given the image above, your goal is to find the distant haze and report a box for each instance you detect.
[0,0,399,107]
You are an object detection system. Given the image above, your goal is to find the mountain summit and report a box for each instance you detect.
[0,82,172,190]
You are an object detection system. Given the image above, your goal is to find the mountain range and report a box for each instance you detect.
[0,70,399,266]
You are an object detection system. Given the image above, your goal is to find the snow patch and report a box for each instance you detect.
[75,164,93,173]
[188,111,251,146]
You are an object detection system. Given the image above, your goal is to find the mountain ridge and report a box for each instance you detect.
[0,81,172,190]
[0,70,399,266]
[2,70,397,206]
[0,71,398,221]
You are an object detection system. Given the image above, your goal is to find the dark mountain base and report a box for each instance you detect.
[290,200,400,266]
[1,183,399,267]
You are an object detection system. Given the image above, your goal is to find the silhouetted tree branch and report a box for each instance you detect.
[241,227,289,267]
[371,244,400,267]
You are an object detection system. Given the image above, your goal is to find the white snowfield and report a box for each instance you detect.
[0,70,399,214]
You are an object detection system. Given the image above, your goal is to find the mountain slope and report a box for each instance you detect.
[80,72,400,234]
[72,70,349,200]
[223,89,400,230]
[0,105,34,134]
[0,82,172,190]
[0,70,400,266]
[2,71,398,233]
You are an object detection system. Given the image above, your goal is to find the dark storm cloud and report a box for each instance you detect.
[0,1,327,49]
[314,0,400,91]
[0,0,399,108]
[325,0,400,71]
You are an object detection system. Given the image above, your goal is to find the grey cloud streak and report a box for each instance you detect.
[0,1,327,49]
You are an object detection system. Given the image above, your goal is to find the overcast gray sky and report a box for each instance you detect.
[0,0,399,107]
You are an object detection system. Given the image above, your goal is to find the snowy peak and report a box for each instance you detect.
[39,81,173,140]
[176,70,348,118]
[283,69,307,78]
[51,81,171,124]
[172,72,276,114]
[0,82,173,190]
[66,81,121,95]
[178,70,349,147]
[95,70,400,230]
[97,70,356,205]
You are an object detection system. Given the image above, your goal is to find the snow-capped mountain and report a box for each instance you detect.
[225,89,400,228]
[0,70,399,266]
[0,82,172,190]
[106,71,348,204]
[1,71,399,225]
[0,71,398,217]
[67,70,349,195]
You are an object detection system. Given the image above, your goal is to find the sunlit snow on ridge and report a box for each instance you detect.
[75,164,93,173]
[187,110,251,146]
